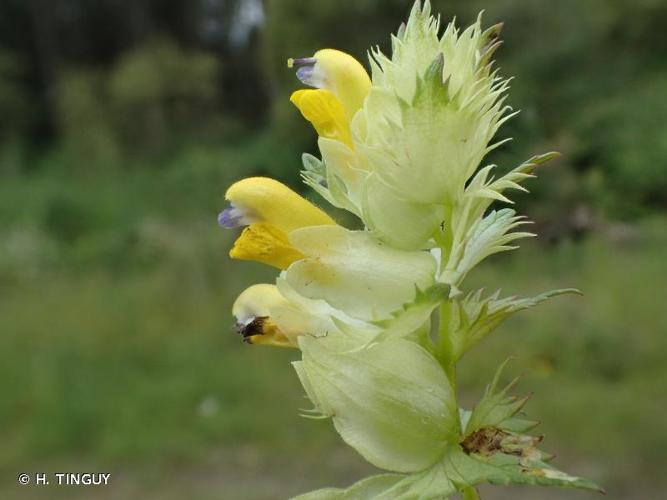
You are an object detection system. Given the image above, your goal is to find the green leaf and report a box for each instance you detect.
[464,360,529,434]
[466,152,559,209]
[442,152,560,289]
[441,445,603,493]
[295,441,602,499]
[446,287,581,361]
[450,364,604,494]
[441,208,535,288]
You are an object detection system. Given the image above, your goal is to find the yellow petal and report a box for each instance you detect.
[225,177,334,233]
[229,222,304,270]
[238,316,293,348]
[232,283,287,320]
[232,284,295,348]
[290,89,353,148]
[313,49,371,119]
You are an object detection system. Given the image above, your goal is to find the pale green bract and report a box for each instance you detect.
[222,1,602,498]
[294,337,458,473]
[286,225,437,321]
[293,363,601,500]
[305,1,520,250]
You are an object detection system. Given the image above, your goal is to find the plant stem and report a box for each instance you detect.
[435,203,456,376]
[437,299,456,381]
[429,306,441,344]
[436,299,461,435]
[435,208,463,435]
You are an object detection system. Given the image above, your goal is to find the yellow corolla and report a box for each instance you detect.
[231,280,371,349]
[289,49,371,148]
[218,177,334,269]
[290,89,353,148]
[232,284,292,347]
[289,49,371,119]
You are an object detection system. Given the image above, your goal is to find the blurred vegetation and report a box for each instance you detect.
[0,0,665,217]
[0,0,666,499]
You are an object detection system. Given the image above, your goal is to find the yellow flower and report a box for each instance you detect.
[229,222,305,270]
[232,284,292,347]
[290,89,353,148]
[289,49,371,148]
[289,49,371,119]
[232,281,363,349]
[219,177,334,269]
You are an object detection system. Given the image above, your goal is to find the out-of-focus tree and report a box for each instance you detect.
[263,0,667,219]
[55,38,222,167]
[0,0,664,216]
[56,68,120,171]
[0,48,29,141]
[0,47,30,172]
[108,38,221,156]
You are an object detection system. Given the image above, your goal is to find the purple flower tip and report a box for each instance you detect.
[218,206,244,229]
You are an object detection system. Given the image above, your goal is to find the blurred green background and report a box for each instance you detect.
[1,0,665,498]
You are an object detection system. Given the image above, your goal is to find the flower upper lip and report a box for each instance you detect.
[288,49,371,120]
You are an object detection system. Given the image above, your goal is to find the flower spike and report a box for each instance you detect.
[220,2,601,498]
